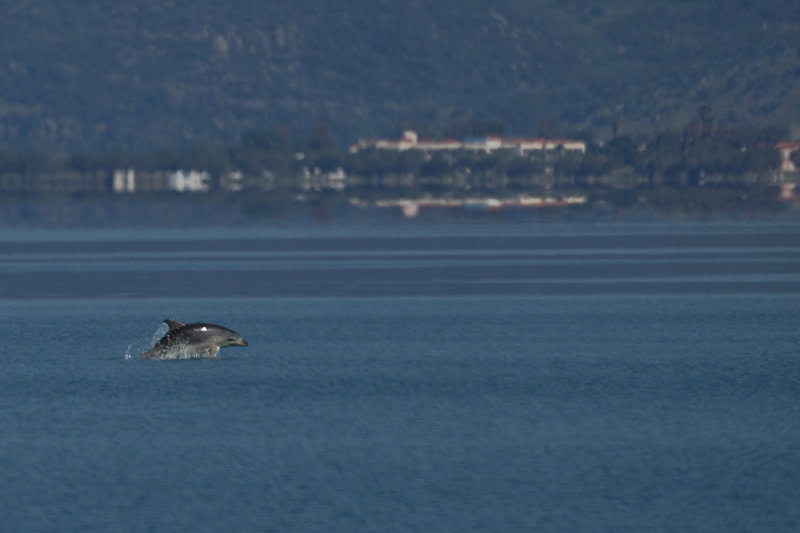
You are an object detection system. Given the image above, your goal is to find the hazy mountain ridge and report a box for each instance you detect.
[1,0,798,149]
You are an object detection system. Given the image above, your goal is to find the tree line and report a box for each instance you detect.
[0,112,792,197]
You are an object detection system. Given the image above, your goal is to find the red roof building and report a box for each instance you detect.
[776,141,800,172]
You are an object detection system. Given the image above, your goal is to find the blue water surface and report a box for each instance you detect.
[1,221,799,532]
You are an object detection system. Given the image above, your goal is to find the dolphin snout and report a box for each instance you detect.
[236,338,249,347]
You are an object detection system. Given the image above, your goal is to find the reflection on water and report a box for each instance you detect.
[0,222,798,298]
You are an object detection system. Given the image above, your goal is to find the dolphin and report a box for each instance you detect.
[143,319,249,360]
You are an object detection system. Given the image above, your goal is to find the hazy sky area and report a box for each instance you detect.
[1,0,799,150]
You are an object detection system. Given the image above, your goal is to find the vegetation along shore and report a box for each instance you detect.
[1,111,799,223]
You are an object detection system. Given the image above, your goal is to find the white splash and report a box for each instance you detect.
[123,324,169,361]
[155,343,218,361]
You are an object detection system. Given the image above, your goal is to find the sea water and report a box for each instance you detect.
[0,220,799,531]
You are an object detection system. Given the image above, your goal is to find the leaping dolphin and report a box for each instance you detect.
[143,319,249,360]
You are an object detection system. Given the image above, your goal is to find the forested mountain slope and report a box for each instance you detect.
[1,0,798,149]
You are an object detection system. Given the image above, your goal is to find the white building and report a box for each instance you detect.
[350,130,586,155]
[112,169,136,193]
[302,167,347,191]
[220,171,244,192]
[168,170,210,192]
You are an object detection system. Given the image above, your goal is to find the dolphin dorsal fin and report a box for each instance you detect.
[164,319,185,331]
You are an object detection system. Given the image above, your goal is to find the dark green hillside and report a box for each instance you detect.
[0,0,798,149]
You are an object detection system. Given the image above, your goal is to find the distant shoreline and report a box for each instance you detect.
[0,188,796,227]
